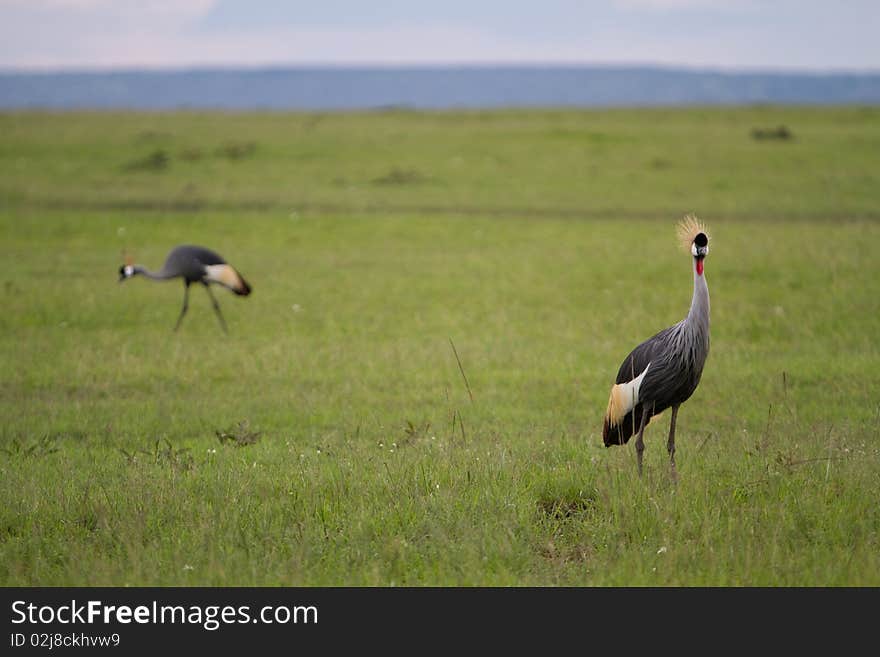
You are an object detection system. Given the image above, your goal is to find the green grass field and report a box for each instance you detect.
[1,107,879,585]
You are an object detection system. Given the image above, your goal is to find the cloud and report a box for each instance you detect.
[614,0,749,8]
[2,22,543,69]
[0,0,219,68]
[0,0,216,12]
[1,1,878,71]
[0,0,216,26]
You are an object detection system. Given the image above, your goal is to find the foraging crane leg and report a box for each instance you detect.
[634,405,651,477]
[667,404,680,480]
[174,282,190,332]
[204,283,228,334]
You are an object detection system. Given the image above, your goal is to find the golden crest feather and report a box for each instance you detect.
[677,214,710,252]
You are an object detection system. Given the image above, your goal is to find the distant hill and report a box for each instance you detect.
[1,66,879,110]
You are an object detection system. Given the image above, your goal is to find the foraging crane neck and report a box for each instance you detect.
[132,265,175,281]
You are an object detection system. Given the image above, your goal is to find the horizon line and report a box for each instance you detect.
[3,62,880,77]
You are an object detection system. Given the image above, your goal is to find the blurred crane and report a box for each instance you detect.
[119,245,251,333]
[602,215,711,476]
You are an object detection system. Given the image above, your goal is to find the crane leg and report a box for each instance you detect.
[634,405,651,477]
[204,284,228,334]
[667,404,680,480]
[174,283,190,332]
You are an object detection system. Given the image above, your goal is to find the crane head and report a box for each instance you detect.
[691,231,709,259]
[119,252,135,282]
[678,215,709,256]
[677,214,709,274]
[118,265,135,282]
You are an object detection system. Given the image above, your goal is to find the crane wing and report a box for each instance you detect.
[605,362,651,429]
[602,325,676,446]
[204,264,251,295]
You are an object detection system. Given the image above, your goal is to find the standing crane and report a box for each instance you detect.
[602,215,711,476]
[118,245,251,333]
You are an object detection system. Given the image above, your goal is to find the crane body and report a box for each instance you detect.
[118,245,251,333]
[602,216,711,476]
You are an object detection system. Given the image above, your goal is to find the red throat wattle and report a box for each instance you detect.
[696,258,704,276]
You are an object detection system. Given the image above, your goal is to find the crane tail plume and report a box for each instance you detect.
[603,402,661,446]
[603,383,639,446]
[204,264,251,296]
[234,272,252,296]
[602,363,659,447]
[604,383,630,429]
[603,406,638,446]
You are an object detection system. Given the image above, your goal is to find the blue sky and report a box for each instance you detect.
[1,1,878,71]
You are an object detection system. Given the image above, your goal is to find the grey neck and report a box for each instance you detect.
[134,265,173,280]
[686,258,710,334]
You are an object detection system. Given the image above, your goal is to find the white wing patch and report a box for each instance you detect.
[204,264,242,291]
[605,362,651,428]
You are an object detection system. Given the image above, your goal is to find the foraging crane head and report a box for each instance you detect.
[118,264,135,282]
[118,253,135,282]
[677,214,710,275]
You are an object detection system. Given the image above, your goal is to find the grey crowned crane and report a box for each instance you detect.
[118,245,251,333]
[602,215,711,476]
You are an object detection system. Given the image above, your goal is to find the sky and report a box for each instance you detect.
[1,0,878,72]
